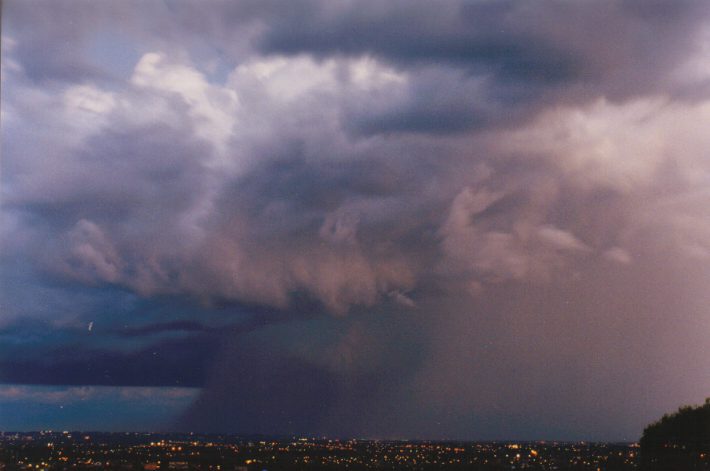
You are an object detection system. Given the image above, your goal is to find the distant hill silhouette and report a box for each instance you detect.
[640,398,710,470]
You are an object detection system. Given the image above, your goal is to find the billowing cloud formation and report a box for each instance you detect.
[3,0,710,439]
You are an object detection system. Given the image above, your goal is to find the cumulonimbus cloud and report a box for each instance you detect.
[4,0,710,439]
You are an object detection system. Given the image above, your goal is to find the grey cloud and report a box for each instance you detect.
[255,1,577,76]
[254,0,709,92]
[2,0,133,83]
[344,67,490,136]
[246,0,710,136]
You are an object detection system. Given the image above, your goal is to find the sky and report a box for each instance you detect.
[2,0,710,441]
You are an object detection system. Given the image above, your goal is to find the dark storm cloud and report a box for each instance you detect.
[114,320,213,337]
[0,336,215,387]
[252,0,710,97]
[255,0,579,79]
[345,68,490,135]
[4,0,710,439]
[246,0,710,135]
[0,292,224,387]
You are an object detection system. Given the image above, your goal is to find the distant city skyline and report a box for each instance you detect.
[2,0,710,440]
[0,431,641,469]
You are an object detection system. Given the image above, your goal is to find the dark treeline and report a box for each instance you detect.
[640,398,710,470]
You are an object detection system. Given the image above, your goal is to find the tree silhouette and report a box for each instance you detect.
[640,398,710,470]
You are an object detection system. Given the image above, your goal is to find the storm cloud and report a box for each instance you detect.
[3,0,710,439]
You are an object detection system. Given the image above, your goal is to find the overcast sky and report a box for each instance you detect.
[2,0,710,440]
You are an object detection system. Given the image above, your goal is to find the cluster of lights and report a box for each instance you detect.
[0,432,644,470]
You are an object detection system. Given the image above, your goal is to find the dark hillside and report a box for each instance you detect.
[640,398,710,470]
